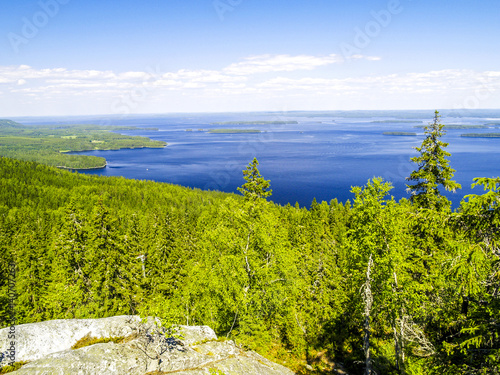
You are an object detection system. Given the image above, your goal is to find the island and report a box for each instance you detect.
[414,124,489,129]
[0,119,166,170]
[208,129,261,134]
[461,133,500,138]
[382,132,417,136]
[210,121,297,125]
[373,120,422,123]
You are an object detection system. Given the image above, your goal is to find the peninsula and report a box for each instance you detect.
[0,119,166,169]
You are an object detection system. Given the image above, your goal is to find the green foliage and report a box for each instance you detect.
[0,121,166,169]
[430,177,500,373]
[406,110,461,210]
[0,111,499,374]
[71,334,125,350]
[237,158,272,202]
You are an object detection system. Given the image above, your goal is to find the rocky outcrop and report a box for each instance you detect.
[0,316,295,375]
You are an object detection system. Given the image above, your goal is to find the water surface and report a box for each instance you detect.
[17,111,500,208]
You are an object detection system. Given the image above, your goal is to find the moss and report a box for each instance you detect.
[0,361,29,374]
[190,337,230,346]
[209,368,227,375]
[71,333,125,350]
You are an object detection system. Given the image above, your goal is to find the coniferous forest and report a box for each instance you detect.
[0,112,499,374]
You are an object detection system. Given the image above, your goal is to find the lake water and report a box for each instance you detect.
[17,110,500,208]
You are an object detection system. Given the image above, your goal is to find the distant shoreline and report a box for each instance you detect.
[56,162,107,171]
[208,129,261,134]
[382,132,417,136]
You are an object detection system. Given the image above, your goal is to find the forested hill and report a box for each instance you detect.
[0,119,26,129]
[1,150,500,373]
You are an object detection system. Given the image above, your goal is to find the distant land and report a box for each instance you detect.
[414,124,489,129]
[210,121,298,125]
[382,132,417,136]
[208,129,261,134]
[461,133,500,138]
[373,120,422,124]
[0,119,166,169]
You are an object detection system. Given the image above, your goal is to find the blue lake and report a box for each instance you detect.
[18,111,500,208]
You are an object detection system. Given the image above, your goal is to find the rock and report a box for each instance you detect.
[0,316,295,375]
[0,315,142,363]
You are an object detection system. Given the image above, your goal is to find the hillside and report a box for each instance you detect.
[0,156,499,374]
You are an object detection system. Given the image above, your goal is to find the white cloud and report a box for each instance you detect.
[222,54,381,75]
[1,59,499,116]
[350,54,382,61]
[223,54,344,75]
[254,69,500,95]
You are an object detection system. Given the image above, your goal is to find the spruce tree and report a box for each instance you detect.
[406,110,461,210]
[237,158,272,201]
[85,197,134,316]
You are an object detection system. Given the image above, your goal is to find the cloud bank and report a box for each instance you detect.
[0,54,499,116]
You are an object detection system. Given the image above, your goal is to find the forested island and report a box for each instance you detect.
[0,112,499,374]
[0,120,166,169]
[210,121,298,125]
[372,120,422,123]
[414,124,489,129]
[461,133,500,138]
[382,132,417,136]
[208,129,262,134]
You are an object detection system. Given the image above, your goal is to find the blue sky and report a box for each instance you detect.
[1,0,499,116]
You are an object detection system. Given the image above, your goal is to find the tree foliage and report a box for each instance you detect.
[0,112,499,374]
[237,158,272,202]
[406,110,461,210]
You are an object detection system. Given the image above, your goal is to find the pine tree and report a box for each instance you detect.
[406,111,461,210]
[237,158,272,201]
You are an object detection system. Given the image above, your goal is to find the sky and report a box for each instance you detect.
[0,0,499,116]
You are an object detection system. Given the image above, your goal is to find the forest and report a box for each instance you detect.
[0,112,499,374]
[0,120,166,169]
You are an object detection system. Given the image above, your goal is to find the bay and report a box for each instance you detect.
[17,110,500,208]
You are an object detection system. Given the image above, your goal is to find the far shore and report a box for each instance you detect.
[56,163,107,171]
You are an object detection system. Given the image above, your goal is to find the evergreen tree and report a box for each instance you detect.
[84,197,135,316]
[237,158,272,202]
[406,111,461,210]
[44,201,89,319]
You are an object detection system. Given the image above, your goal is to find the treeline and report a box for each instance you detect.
[0,112,499,374]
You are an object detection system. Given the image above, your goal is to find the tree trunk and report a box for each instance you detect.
[363,254,374,375]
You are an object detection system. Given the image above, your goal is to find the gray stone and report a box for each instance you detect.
[0,315,142,363]
[0,316,295,375]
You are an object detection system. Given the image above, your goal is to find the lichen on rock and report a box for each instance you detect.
[0,316,294,375]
